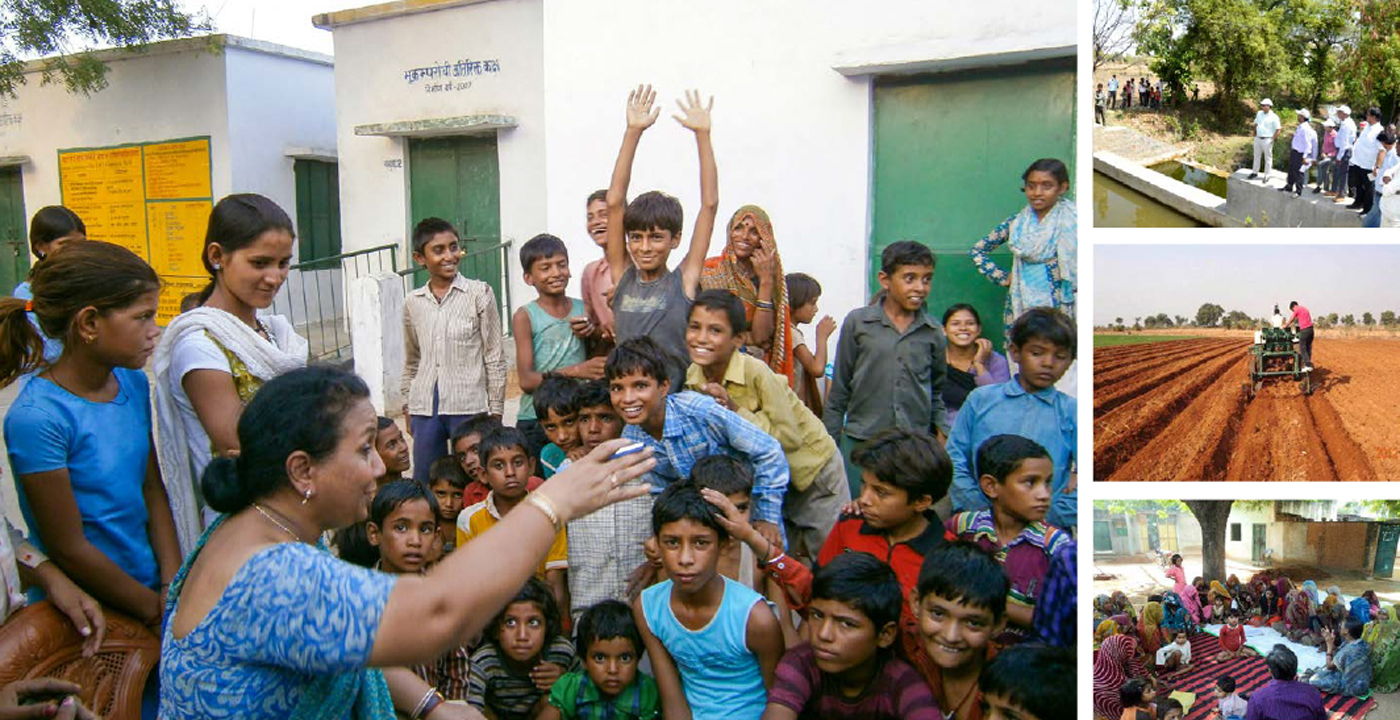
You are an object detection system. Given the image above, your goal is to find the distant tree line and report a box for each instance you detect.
[1099,304,1399,331]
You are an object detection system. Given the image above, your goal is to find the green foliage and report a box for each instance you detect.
[1326,312,1339,326]
[1223,309,1253,328]
[0,0,211,98]
[1363,311,1375,326]
[1337,0,1400,117]
[1343,313,1356,326]
[1103,499,1188,517]
[1196,302,1225,326]
[1382,310,1396,326]
[1360,500,1400,520]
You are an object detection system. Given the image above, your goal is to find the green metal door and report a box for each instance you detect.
[1093,520,1112,552]
[1375,524,1400,578]
[408,135,502,300]
[871,61,1076,349]
[1252,523,1267,563]
[0,167,27,295]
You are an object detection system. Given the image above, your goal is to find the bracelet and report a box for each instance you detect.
[411,687,441,719]
[525,492,564,533]
[755,300,775,311]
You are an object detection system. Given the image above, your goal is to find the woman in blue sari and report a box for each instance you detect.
[970,158,1077,332]
[159,366,654,719]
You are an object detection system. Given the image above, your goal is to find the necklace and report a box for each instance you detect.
[941,675,979,720]
[253,318,271,341]
[252,503,303,542]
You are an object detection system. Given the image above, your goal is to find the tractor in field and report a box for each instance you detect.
[1246,326,1312,399]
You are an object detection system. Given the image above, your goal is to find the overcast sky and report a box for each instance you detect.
[181,0,363,55]
[1094,244,1400,325]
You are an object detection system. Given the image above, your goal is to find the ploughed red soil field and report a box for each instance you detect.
[1095,337,1400,481]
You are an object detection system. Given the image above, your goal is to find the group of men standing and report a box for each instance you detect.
[1250,99,1396,223]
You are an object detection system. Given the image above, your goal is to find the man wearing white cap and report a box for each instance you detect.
[1332,105,1357,198]
[1250,98,1281,181]
[1282,108,1317,196]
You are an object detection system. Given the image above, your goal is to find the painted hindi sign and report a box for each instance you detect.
[59,137,213,324]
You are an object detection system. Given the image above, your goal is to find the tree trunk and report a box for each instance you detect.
[1185,500,1235,582]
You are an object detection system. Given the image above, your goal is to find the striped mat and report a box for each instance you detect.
[1166,633,1377,720]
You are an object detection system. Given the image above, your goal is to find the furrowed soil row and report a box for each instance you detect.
[1100,354,1249,481]
[1094,347,1244,478]
[1094,339,1235,371]
[1094,341,1246,416]
[1094,339,1241,385]
[1097,336,1400,481]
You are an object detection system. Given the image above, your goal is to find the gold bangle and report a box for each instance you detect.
[525,492,563,533]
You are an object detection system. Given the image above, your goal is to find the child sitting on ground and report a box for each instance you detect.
[512,233,606,456]
[948,306,1078,531]
[1215,610,1256,662]
[634,483,783,720]
[450,414,511,506]
[563,379,647,623]
[979,643,1076,720]
[426,456,468,555]
[468,577,576,720]
[534,376,584,478]
[784,272,835,418]
[458,427,569,613]
[366,480,471,700]
[607,336,790,548]
[1118,678,1157,720]
[946,433,1072,642]
[1157,630,1192,674]
[541,600,660,720]
[763,552,939,719]
[604,85,718,390]
[912,541,1010,719]
[684,289,849,561]
[375,416,412,484]
[1210,675,1247,720]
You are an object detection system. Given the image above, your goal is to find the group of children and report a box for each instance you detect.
[0,84,1080,720]
[1093,566,1393,720]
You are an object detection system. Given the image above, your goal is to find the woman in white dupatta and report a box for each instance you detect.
[969,158,1077,330]
[969,158,1077,393]
[154,194,308,556]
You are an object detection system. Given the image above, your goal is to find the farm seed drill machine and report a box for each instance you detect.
[1245,327,1312,399]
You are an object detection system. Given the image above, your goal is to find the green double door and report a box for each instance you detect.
[407,135,503,301]
[870,60,1076,349]
[0,167,27,295]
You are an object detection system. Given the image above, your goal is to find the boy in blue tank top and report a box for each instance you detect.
[633,483,783,720]
[512,233,607,456]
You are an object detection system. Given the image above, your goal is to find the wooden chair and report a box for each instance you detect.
[0,601,159,720]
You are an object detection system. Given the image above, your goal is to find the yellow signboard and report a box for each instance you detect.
[58,137,212,324]
[144,140,213,200]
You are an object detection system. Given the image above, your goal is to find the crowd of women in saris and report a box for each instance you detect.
[1092,567,1400,719]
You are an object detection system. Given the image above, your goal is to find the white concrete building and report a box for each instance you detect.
[0,35,347,347]
[315,0,1077,409]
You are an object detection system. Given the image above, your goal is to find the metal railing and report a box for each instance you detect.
[270,243,401,363]
[397,239,513,333]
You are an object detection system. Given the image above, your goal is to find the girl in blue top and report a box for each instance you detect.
[13,206,86,368]
[0,240,181,630]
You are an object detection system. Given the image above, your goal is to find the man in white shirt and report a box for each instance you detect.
[1331,105,1357,197]
[1108,74,1119,109]
[1282,109,1317,196]
[1363,133,1397,227]
[1250,98,1282,181]
[1347,107,1386,213]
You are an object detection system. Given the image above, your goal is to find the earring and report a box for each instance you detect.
[301,488,313,505]
[212,263,222,271]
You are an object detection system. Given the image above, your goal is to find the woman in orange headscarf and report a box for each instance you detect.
[700,205,795,385]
